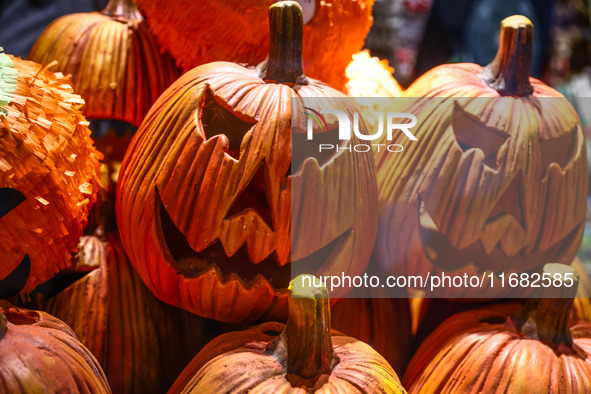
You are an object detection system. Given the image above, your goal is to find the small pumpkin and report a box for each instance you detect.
[28,0,179,127]
[0,50,101,296]
[134,0,374,90]
[375,16,588,289]
[403,263,591,393]
[0,302,111,393]
[116,1,377,323]
[331,296,412,374]
[169,275,405,393]
[33,234,201,394]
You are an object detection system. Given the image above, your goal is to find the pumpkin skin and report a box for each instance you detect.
[403,264,591,393]
[169,275,405,393]
[0,52,101,296]
[33,234,200,394]
[28,0,179,127]
[134,0,374,90]
[116,2,377,323]
[375,16,588,292]
[0,303,111,393]
[331,296,412,374]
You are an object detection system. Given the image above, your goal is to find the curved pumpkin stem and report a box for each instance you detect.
[266,275,335,384]
[102,0,143,21]
[481,15,534,96]
[514,263,579,345]
[259,1,308,86]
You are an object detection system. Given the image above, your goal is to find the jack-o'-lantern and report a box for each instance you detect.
[116,2,377,323]
[0,51,101,296]
[169,275,405,393]
[134,0,374,90]
[403,264,591,393]
[375,16,587,293]
[0,302,111,392]
[28,0,179,127]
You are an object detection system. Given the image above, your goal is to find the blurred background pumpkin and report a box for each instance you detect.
[27,0,179,128]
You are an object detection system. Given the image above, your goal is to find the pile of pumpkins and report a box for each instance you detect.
[1,0,591,392]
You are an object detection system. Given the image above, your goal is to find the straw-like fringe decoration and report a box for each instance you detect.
[135,0,374,90]
[0,54,102,295]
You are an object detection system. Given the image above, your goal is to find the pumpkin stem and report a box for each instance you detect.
[514,263,578,345]
[481,15,534,96]
[266,275,334,384]
[258,1,309,86]
[102,0,143,21]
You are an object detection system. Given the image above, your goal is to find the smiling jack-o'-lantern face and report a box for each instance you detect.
[0,52,101,297]
[116,2,377,323]
[375,16,588,292]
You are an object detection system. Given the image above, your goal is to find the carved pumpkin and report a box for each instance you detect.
[134,0,374,90]
[0,302,111,392]
[116,2,377,323]
[169,275,405,393]
[33,234,201,394]
[403,264,591,393]
[28,0,179,127]
[375,16,588,291]
[331,296,412,374]
[0,51,101,296]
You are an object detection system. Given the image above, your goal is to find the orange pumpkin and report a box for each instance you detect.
[135,0,374,90]
[403,264,591,393]
[169,275,405,393]
[0,51,101,297]
[28,0,179,127]
[0,302,111,392]
[34,234,201,394]
[331,296,412,374]
[375,16,588,291]
[116,2,377,323]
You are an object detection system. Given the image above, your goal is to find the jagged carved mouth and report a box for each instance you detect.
[0,254,30,298]
[157,189,350,290]
[418,196,582,271]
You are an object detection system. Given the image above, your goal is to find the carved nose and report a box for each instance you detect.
[486,170,525,229]
[225,164,273,229]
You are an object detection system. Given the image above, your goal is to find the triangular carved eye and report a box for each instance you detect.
[225,164,273,229]
[0,188,26,220]
[200,88,256,160]
[451,103,508,168]
[540,127,578,169]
